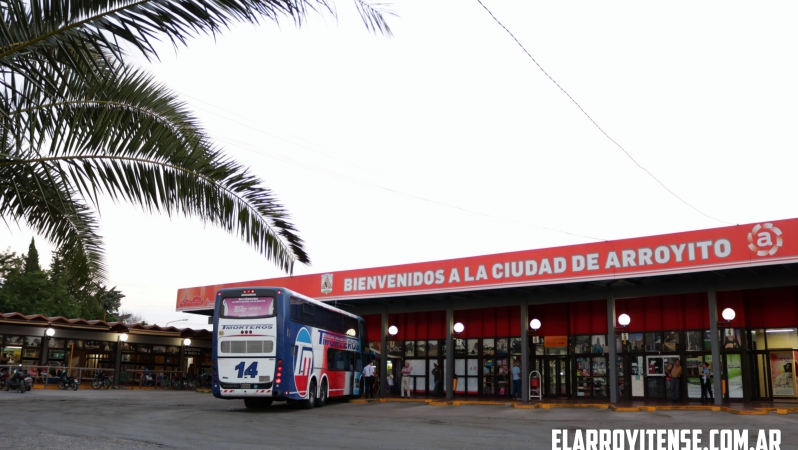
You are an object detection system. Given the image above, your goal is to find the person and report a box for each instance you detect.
[386,372,396,395]
[511,361,522,400]
[362,360,375,398]
[665,359,682,402]
[431,363,441,396]
[400,361,413,397]
[700,362,713,401]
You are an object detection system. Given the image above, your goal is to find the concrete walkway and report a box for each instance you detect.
[353,395,798,415]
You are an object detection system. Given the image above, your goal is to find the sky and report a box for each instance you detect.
[2,1,798,330]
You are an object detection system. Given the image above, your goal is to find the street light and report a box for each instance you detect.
[617,314,631,330]
[165,319,189,327]
[719,308,735,327]
[529,319,541,334]
[183,338,191,346]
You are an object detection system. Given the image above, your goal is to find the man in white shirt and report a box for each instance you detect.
[362,361,376,398]
[400,361,413,397]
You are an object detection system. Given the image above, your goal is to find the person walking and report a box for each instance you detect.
[362,360,376,398]
[511,361,522,400]
[665,359,682,402]
[431,363,441,396]
[700,362,713,401]
[400,361,413,397]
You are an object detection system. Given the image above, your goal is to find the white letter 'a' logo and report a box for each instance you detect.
[748,223,783,257]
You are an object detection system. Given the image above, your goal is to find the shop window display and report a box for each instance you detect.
[663,331,679,352]
[415,341,426,357]
[645,332,661,352]
[426,340,438,357]
[483,339,495,356]
[684,331,702,351]
[628,333,644,352]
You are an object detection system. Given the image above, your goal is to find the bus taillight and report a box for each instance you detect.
[275,361,283,386]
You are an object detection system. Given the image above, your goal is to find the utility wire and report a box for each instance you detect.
[173,89,608,241]
[476,0,731,225]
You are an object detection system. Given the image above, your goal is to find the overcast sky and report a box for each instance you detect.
[3,1,798,329]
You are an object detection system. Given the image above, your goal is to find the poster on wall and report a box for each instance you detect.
[726,354,743,398]
[770,352,794,397]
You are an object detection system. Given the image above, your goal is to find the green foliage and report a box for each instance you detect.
[24,238,40,273]
[0,0,393,284]
[0,244,123,320]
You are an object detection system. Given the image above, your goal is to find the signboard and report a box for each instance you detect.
[177,219,798,311]
[544,336,568,348]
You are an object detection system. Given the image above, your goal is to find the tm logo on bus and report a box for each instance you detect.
[294,328,313,397]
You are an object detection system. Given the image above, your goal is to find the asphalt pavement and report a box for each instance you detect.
[1,389,798,449]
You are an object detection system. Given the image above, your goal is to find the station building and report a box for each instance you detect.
[0,314,211,381]
[176,218,798,404]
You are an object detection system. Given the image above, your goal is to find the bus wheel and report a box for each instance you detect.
[315,380,327,408]
[301,381,316,409]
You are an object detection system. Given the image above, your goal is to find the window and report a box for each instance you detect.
[327,349,355,371]
[221,297,275,318]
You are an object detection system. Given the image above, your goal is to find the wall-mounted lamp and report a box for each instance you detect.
[529,319,541,335]
[718,308,735,328]
[616,313,631,331]
[45,326,55,337]
[453,322,465,337]
[183,338,192,346]
[118,333,129,342]
[387,325,398,339]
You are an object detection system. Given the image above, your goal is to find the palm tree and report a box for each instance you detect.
[0,0,393,283]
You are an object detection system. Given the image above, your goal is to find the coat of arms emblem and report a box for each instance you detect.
[321,273,333,295]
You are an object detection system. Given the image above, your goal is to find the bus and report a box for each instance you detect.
[211,287,367,409]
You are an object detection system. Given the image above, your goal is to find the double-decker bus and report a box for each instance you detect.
[211,287,367,409]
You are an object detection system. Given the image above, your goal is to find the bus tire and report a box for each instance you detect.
[315,380,327,408]
[300,381,316,409]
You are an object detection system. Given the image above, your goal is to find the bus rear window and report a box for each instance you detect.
[221,297,275,318]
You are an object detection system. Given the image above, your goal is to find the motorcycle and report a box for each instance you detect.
[57,370,80,391]
[5,365,29,393]
[91,369,112,390]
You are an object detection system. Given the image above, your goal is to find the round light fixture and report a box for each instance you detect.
[453,322,465,333]
[45,327,55,337]
[722,308,736,321]
[530,319,541,330]
[388,325,399,336]
[119,333,129,342]
[618,314,631,327]
[183,338,192,346]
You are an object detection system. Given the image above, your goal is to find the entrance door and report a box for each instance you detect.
[542,356,569,397]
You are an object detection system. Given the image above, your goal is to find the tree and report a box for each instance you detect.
[0,1,393,284]
[118,310,147,326]
[23,238,40,273]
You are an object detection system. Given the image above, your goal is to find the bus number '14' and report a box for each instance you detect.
[234,361,258,378]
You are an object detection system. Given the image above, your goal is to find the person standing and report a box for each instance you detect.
[431,363,441,396]
[665,359,682,402]
[511,361,522,400]
[400,361,413,397]
[362,360,376,398]
[700,362,713,401]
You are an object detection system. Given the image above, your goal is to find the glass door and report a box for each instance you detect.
[543,356,569,397]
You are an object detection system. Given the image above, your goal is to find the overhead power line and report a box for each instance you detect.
[476,0,730,225]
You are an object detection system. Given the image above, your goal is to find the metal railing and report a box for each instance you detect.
[122,369,210,391]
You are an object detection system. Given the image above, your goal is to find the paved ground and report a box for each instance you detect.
[1,389,798,449]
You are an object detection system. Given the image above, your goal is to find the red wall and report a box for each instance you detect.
[362,286,798,342]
